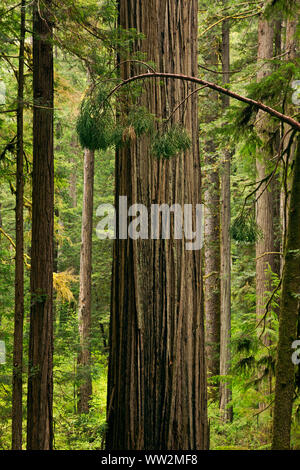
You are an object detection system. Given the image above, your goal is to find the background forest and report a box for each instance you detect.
[0,0,299,451]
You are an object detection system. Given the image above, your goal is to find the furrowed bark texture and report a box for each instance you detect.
[106,0,208,450]
[255,18,276,345]
[272,138,300,450]
[280,6,299,264]
[27,0,54,450]
[12,0,25,450]
[77,148,94,414]
[220,15,233,423]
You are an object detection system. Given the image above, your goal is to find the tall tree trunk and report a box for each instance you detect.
[220,14,233,423]
[77,148,94,414]
[106,0,208,450]
[12,0,25,450]
[204,155,220,396]
[272,137,300,450]
[255,17,276,414]
[203,40,221,399]
[27,0,54,450]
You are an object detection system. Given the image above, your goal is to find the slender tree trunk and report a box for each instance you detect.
[220,15,233,423]
[203,41,221,399]
[272,137,300,450]
[106,0,208,450]
[12,0,25,450]
[255,16,275,345]
[27,0,54,450]
[77,148,94,414]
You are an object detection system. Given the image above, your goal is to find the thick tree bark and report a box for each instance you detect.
[69,162,77,209]
[272,137,300,450]
[280,7,299,266]
[220,15,233,423]
[12,0,25,450]
[77,148,94,414]
[106,0,208,450]
[107,74,300,131]
[27,0,54,450]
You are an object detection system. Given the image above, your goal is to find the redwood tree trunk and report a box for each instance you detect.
[77,148,94,414]
[106,0,208,450]
[204,154,220,394]
[272,137,300,450]
[12,0,25,450]
[27,0,54,450]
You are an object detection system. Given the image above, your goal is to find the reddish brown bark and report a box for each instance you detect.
[203,40,221,397]
[255,17,276,346]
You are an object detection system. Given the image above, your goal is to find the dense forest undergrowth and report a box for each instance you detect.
[0,0,299,450]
